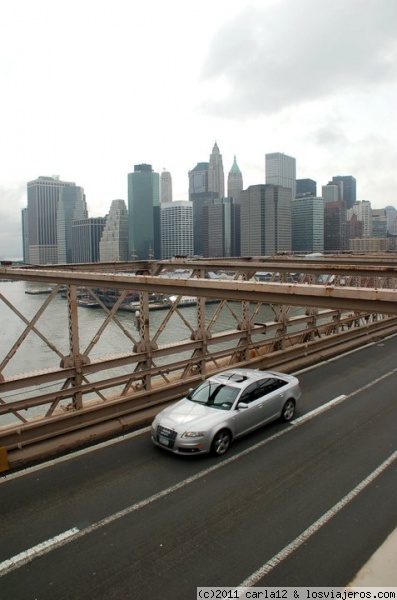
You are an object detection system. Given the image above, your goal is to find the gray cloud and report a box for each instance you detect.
[200,0,397,116]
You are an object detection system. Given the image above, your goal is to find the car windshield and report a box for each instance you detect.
[187,381,239,410]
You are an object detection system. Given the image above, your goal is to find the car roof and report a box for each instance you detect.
[210,368,286,388]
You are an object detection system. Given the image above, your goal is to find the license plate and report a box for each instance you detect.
[158,435,170,446]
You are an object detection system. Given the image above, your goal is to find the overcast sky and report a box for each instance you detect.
[1,0,397,259]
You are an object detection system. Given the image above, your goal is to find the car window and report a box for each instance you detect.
[257,377,287,396]
[239,382,259,405]
[188,381,239,410]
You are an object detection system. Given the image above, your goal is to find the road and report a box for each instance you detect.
[1,335,396,599]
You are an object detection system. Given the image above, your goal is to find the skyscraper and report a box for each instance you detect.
[227,156,243,203]
[188,161,217,256]
[99,200,129,262]
[26,176,77,265]
[331,176,356,209]
[292,197,324,253]
[238,184,292,256]
[296,179,317,197]
[160,170,173,204]
[265,153,296,199]
[347,200,372,237]
[208,142,225,198]
[324,201,347,251]
[202,197,240,258]
[127,164,160,260]
[160,201,193,259]
[72,217,106,263]
[57,186,87,263]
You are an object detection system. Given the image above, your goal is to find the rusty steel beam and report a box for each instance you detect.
[2,267,397,314]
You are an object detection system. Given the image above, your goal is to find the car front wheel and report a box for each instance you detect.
[281,399,295,421]
[211,430,231,456]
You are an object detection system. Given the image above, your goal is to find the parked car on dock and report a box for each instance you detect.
[151,368,301,457]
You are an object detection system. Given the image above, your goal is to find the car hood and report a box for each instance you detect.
[157,398,230,430]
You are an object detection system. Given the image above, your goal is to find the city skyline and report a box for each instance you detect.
[1,0,397,258]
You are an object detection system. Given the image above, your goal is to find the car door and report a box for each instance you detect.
[256,377,288,421]
[233,382,264,436]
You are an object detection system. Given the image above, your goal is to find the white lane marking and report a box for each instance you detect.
[239,450,397,587]
[1,369,396,577]
[0,528,79,576]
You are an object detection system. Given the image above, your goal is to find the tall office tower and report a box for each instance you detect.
[160,201,193,259]
[57,186,87,263]
[238,184,292,256]
[332,176,356,209]
[324,201,347,251]
[202,197,240,258]
[99,200,129,262]
[208,142,225,198]
[26,176,76,265]
[296,179,317,198]
[160,169,173,203]
[371,209,388,237]
[292,197,324,253]
[265,152,296,199]
[71,217,106,263]
[347,200,372,237]
[21,208,29,264]
[127,164,160,260]
[322,182,341,203]
[227,156,243,203]
[188,161,217,255]
[346,213,364,243]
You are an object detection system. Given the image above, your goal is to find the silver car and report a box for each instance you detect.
[151,368,301,456]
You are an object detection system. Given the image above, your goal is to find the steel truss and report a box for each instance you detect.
[1,256,397,461]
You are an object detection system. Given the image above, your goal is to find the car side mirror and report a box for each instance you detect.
[238,402,248,410]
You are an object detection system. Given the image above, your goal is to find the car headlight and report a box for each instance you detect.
[182,431,206,438]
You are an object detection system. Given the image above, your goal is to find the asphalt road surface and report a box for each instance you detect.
[1,334,396,600]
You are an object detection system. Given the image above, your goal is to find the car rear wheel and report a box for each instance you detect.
[211,430,231,456]
[281,399,295,421]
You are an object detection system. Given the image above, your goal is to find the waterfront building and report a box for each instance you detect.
[227,156,243,203]
[208,142,225,199]
[21,208,29,264]
[99,200,129,262]
[160,201,193,259]
[238,184,292,256]
[160,170,173,204]
[265,153,296,199]
[296,179,317,198]
[57,186,87,263]
[72,217,106,263]
[25,176,77,265]
[127,164,160,260]
[292,196,324,253]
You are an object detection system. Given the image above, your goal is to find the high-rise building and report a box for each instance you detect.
[72,217,106,263]
[238,184,292,256]
[21,208,29,264]
[371,209,388,237]
[331,176,356,209]
[160,201,193,259]
[296,179,317,198]
[322,182,341,203]
[227,156,243,203]
[347,200,372,237]
[265,153,296,199]
[208,142,225,198]
[202,197,240,258]
[292,197,324,253]
[99,200,129,262]
[57,186,87,263]
[26,176,76,265]
[324,201,347,251]
[127,164,160,260]
[160,170,172,204]
[188,161,217,256]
